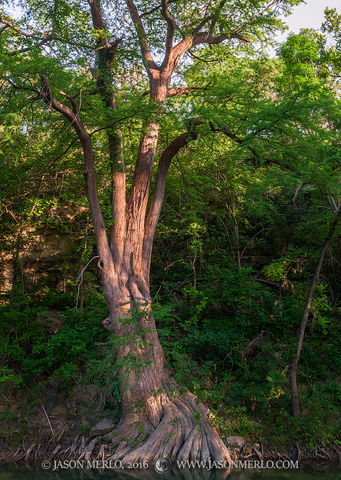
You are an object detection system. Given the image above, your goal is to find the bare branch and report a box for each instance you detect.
[166,86,207,97]
[41,404,54,437]
[161,0,177,66]
[125,0,159,74]
[292,183,304,205]
[290,206,341,417]
[141,0,178,17]
[74,256,99,309]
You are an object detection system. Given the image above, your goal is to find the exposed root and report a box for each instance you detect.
[105,390,232,465]
[35,444,41,461]
[1,430,340,467]
[69,434,80,457]
[253,445,263,461]
[24,443,36,462]
[56,427,67,443]
[11,448,20,461]
[84,438,97,460]
[49,444,61,459]
[97,444,107,461]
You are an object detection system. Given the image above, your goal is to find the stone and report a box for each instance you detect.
[225,436,246,448]
[89,418,114,437]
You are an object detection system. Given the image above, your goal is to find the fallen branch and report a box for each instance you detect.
[41,403,54,436]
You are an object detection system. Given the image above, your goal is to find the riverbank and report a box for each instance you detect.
[1,382,340,467]
[1,422,340,466]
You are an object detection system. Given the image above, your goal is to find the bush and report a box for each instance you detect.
[0,292,107,392]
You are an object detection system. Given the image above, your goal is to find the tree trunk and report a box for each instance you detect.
[92,68,232,462]
[289,208,340,418]
[38,27,231,464]
[100,257,231,463]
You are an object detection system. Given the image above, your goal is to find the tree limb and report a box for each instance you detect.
[290,206,341,417]
[210,122,296,171]
[88,0,126,263]
[125,0,159,74]
[0,15,95,53]
[140,0,178,17]
[0,15,38,37]
[6,78,39,95]
[38,75,112,265]
[193,16,214,34]
[166,86,202,97]
[143,119,203,281]
[59,90,79,114]
[142,85,207,97]
[193,31,250,46]
[161,0,177,66]
[164,30,249,75]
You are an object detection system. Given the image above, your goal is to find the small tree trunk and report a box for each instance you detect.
[290,209,340,417]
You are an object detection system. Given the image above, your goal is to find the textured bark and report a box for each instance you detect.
[94,0,234,460]
[88,0,126,265]
[101,265,231,464]
[96,65,230,461]
[143,124,201,282]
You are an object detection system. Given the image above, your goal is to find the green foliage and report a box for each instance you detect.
[82,333,121,410]
[0,366,23,389]
[0,293,107,392]
[153,263,340,446]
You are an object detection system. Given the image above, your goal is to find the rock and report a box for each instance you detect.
[100,431,115,442]
[225,436,246,448]
[89,419,114,437]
